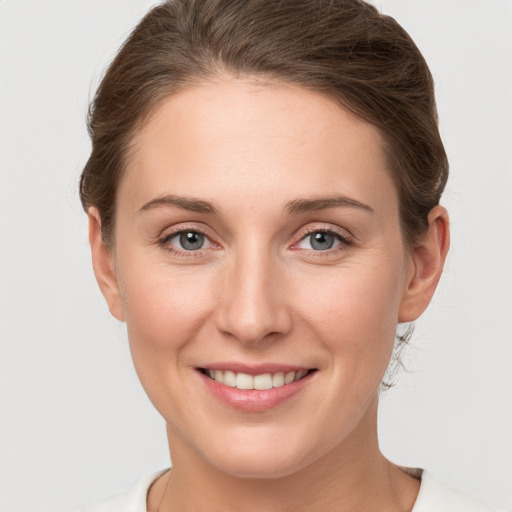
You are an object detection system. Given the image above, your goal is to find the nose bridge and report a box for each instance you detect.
[216,240,291,344]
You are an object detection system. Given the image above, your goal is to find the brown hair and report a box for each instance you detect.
[79,0,448,248]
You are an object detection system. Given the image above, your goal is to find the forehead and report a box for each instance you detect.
[121,79,398,218]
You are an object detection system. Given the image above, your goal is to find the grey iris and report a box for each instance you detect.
[310,232,335,250]
[180,232,204,250]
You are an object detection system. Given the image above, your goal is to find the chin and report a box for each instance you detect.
[193,427,327,480]
[208,451,308,480]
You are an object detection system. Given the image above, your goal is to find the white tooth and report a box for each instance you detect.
[208,369,215,379]
[272,372,285,387]
[254,373,273,390]
[223,370,236,387]
[214,369,224,383]
[295,370,307,381]
[284,371,296,384]
[236,372,254,390]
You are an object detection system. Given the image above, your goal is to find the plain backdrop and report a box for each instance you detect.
[1,1,511,511]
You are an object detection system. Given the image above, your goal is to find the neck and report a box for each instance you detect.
[151,397,420,512]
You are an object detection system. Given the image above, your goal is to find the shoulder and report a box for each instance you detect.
[413,470,501,512]
[74,470,167,512]
[73,468,506,512]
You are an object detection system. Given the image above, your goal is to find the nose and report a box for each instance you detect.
[215,249,293,346]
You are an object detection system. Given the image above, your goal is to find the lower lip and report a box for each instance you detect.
[198,370,315,412]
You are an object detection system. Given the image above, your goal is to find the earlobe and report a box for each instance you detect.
[398,205,450,322]
[88,208,125,322]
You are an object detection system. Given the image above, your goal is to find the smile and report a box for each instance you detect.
[201,368,314,390]
[198,366,317,412]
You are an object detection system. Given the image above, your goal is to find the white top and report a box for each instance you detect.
[78,469,497,512]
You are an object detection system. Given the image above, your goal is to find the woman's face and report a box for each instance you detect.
[103,79,417,477]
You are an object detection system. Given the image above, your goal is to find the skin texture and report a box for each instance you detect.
[89,79,449,511]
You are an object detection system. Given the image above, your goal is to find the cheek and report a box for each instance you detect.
[293,257,405,371]
[115,255,221,418]
[116,252,216,356]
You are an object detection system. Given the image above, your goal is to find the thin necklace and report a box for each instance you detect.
[156,469,172,512]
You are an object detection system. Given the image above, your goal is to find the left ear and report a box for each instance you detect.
[398,205,450,322]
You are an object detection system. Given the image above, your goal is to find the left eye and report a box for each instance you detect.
[166,231,211,251]
[297,231,343,251]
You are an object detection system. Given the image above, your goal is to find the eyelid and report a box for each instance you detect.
[158,222,216,241]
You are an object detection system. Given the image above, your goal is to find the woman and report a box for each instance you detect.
[77,1,493,510]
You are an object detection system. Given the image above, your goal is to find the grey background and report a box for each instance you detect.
[1,1,511,510]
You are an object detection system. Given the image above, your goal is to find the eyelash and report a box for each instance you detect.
[157,225,354,257]
[158,226,216,258]
[294,227,354,253]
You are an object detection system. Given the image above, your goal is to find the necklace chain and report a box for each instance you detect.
[155,470,172,512]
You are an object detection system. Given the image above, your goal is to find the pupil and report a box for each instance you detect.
[180,232,204,250]
[311,232,334,250]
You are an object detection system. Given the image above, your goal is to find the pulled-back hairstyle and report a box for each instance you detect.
[80,0,448,249]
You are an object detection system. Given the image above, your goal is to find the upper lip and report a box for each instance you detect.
[197,362,315,375]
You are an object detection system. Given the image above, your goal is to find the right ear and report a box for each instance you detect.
[88,208,125,322]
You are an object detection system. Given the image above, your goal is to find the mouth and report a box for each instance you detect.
[199,368,317,390]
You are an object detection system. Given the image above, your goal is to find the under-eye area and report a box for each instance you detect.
[198,368,318,390]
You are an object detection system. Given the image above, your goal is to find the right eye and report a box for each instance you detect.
[300,231,339,251]
[162,230,212,252]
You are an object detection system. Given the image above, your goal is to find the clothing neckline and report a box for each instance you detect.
[80,467,492,512]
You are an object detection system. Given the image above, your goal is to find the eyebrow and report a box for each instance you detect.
[285,195,374,215]
[138,193,373,216]
[139,195,218,214]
